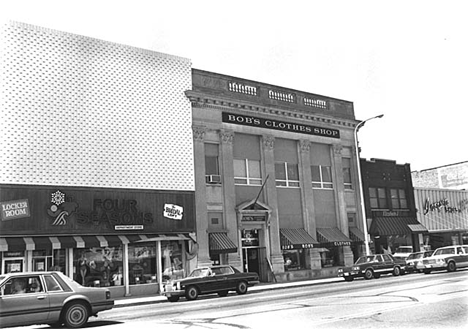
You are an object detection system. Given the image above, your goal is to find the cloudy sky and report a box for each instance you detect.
[2,0,466,171]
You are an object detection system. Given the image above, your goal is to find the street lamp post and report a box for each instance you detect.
[354,114,384,256]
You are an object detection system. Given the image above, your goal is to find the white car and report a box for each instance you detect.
[419,245,468,274]
[392,246,413,261]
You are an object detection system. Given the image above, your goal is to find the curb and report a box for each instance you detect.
[114,277,342,308]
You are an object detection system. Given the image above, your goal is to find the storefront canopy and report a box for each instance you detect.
[209,232,238,254]
[369,217,427,236]
[0,233,194,252]
[280,228,318,249]
[349,227,366,242]
[316,228,352,246]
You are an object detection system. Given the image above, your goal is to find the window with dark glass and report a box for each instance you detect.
[390,188,408,209]
[342,158,353,190]
[311,165,333,189]
[369,187,388,209]
[275,162,299,187]
[205,143,221,184]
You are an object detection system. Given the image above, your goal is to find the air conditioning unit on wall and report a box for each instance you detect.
[206,175,222,184]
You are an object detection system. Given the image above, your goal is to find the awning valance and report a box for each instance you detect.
[316,228,352,246]
[369,217,425,236]
[209,232,238,254]
[280,228,318,250]
[0,233,194,252]
[349,227,365,242]
[408,224,429,233]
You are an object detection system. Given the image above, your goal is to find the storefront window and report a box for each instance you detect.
[73,246,123,287]
[128,242,156,285]
[32,249,65,272]
[161,241,184,281]
[282,249,306,271]
[320,246,343,267]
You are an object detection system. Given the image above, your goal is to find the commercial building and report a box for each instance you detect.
[413,188,468,248]
[189,69,366,282]
[0,22,195,297]
[360,159,428,254]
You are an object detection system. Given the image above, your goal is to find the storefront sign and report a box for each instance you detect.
[222,112,340,139]
[423,198,467,215]
[333,241,351,246]
[163,204,184,220]
[242,216,266,222]
[1,199,30,221]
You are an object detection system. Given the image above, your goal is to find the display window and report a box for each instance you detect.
[282,249,306,271]
[32,249,66,272]
[161,241,184,281]
[320,246,343,267]
[73,246,123,287]
[128,242,156,285]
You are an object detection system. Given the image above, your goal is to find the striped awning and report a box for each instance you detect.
[316,228,352,246]
[369,217,426,236]
[209,232,238,254]
[407,223,429,233]
[280,228,318,250]
[349,227,365,242]
[0,233,194,252]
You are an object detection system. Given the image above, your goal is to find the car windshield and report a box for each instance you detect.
[407,253,423,260]
[189,268,211,278]
[0,275,6,284]
[356,256,376,264]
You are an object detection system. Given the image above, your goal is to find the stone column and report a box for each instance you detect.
[192,125,211,267]
[261,135,284,273]
[219,129,241,269]
[299,139,321,269]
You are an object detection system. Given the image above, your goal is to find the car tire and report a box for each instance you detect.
[392,266,401,276]
[423,269,431,274]
[218,290,229,297]
[167,296,180,302]
[62,301,89,328]
[185,286,199,301]
[447,261,457,272]
[364,269,373,280]
[344,277,354,282]
[236,281,248,294]
[374,273,381,279]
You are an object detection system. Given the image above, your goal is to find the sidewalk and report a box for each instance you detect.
[114,276,342,308]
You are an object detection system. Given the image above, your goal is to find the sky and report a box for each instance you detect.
[2,0,467,171]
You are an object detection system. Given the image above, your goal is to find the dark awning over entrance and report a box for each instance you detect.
[209,232,238,254]
[280,228,318,250]
[0,233,194,252]
[316,228,352,246]
[369,217,427,236]
[349,227,365,242]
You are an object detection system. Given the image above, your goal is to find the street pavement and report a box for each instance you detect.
[114,276,342,307]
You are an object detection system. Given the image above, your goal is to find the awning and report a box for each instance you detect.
[349,227,365,242]
[0,233,194,252]
[369,217,425,236]
[408,224,429,233]
[316,228,352,246]
[280,228,318,250]
[209,232,238,254]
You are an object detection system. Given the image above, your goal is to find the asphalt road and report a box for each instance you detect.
[15,270,468,329]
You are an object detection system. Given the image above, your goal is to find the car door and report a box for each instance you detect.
[382,254,396,273]
[455,246,468,267]
[0,275,49,327]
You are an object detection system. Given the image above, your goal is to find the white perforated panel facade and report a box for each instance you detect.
[0,21,194,191]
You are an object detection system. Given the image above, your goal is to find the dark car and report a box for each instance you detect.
[405,250,434,273]
[419,245,468,274]
[338,254,406,281]
[0,271,114,328]
[162,265,260,302]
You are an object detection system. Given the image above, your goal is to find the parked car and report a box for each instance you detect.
[338,254,406,281]
[0,271,114,328]
[162,265,260,302]
[405,250,434,273]
[392,245,414,261]
[418,245,468,274]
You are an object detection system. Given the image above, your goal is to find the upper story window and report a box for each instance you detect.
[311,165,333,189]
[205,144,221,184]
[275,162,300,187]
[234,159,262,185]
[390,188,408,209]
[342,158,353,190]
[369,187,388,209]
